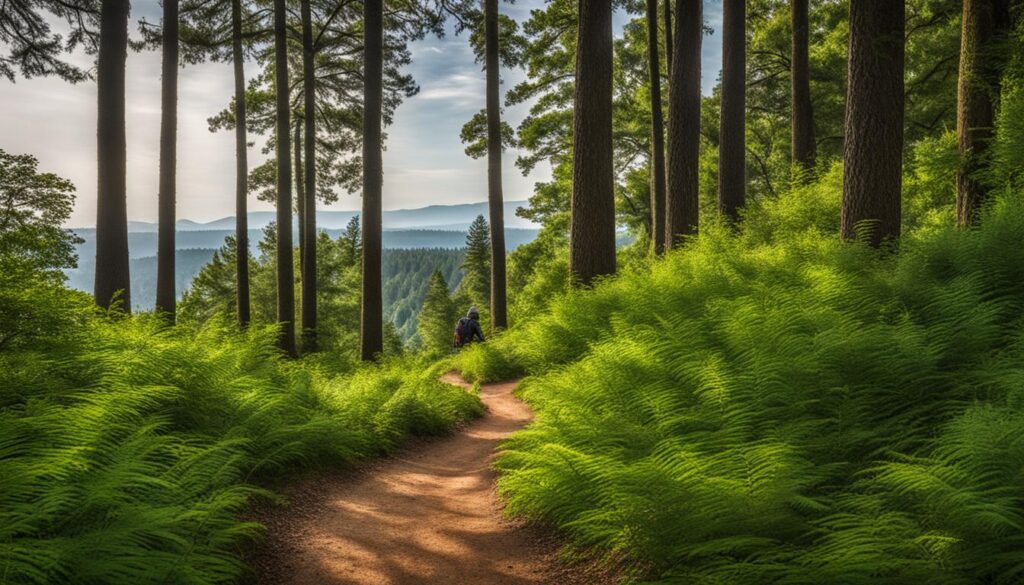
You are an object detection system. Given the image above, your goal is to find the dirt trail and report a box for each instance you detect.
[253,374,615,585]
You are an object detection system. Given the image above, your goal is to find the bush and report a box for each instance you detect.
[0,312,481,584]
[453,341,524,383]
[468,180,1024,582]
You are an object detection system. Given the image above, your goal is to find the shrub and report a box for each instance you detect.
[470,183,1024,582]
[0,313,481,584]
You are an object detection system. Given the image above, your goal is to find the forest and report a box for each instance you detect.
[3,0,1024,583]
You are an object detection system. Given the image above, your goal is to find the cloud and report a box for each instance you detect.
[415,73,484,107]
[414,45,445,56]
[1,0,724,226]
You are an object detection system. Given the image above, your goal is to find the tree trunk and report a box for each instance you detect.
[273,0,296,356]
[301,0,318,350]
[665,0,701,247]
[791,0,816,172]
[94,0,131,311]
[664,0,673,73]
[485,0,508,328]
[841,0,904,247]
[718,0,745,222]
[295,122,305,281]
[956,0,997,227]
[361,0,384,360]
[570,0,616,286]
[231,0,251,328]
[647,0,667,254]
[156,0,178,322]
[994,1,1018,96]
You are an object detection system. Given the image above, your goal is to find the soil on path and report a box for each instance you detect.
[251,374,617,585]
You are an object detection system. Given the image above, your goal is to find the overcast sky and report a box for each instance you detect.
[0,0,722,227]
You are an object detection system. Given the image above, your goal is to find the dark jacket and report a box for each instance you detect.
[458,317,485,345]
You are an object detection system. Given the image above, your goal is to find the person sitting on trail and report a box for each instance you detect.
[454,307,485,348]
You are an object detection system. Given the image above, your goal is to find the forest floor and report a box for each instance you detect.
[251,373,620,585]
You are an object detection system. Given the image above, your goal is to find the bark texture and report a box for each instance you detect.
[840,0,905,247]
[665,0,701,247]
[361,0,384,360]
[790,0,816,172]
[647,0,667,254]
[231,0,251,328]
[94,0,131,311]
[570,0,616,285]
[485,0,508,328]
[295,123,305,280]
[156,0,178,322]
[718,0,746,222]
[301,0,318,350]
[956,0,997,227]
[664,0,673,73]
[274,0,297,356]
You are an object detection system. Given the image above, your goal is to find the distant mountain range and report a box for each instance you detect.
[115,200,536,233]
[64,199,542,311]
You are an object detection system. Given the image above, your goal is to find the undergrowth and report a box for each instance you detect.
[0,308,482,584]
[456,181,1024,583]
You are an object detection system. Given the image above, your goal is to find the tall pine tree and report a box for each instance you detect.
[94,0,131,311]
[361,0,384,361]
[790,0,816,173]
[459,214,491,309]
[230,0,252,328]
[156,0,179,322]
[273,0,297,355]
[418,270,458,353]
[665,0,701,246]
[840,0,904,247]
[718,0,745,222]
[956,0,998,226]
[484,0,508,329]
[570,0,616,285]
[646,0,667,254]
[301,0,318,350]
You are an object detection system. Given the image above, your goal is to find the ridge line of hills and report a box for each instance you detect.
[72,199,535,232]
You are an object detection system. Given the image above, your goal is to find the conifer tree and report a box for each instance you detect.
[663,0,672,72]
[790,0,816,172]
[156,0,179,322]
[0,0,95,83]
[94,0,131,311]
[459,214,491,308]
[179,0,264,328]
[231,0,252,329]
[453,0,521,327]
[646,0,667,254]
[956,0,998,226]
[718,0,745,222]
[484,0,508,329]
[665,0,701,246]
[273,0,297,356]
[417,270,457,353]
[301,0,318,350]
[361,0,384,361]
[840,0,904,247]
[340,215,361,267]
[177,236,239,323]
[570,0,616,285]
[295,123,305,275]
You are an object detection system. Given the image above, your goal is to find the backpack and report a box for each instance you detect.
[453,317,471,348]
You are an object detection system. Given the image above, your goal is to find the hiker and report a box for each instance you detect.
[454,307,485,348]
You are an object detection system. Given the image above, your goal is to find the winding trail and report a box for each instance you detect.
[252,374,615,585]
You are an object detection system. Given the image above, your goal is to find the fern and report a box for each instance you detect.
[0,309,481,584]
[462,172,1024,582]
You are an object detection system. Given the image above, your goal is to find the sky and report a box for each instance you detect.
[0,0,723,227]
